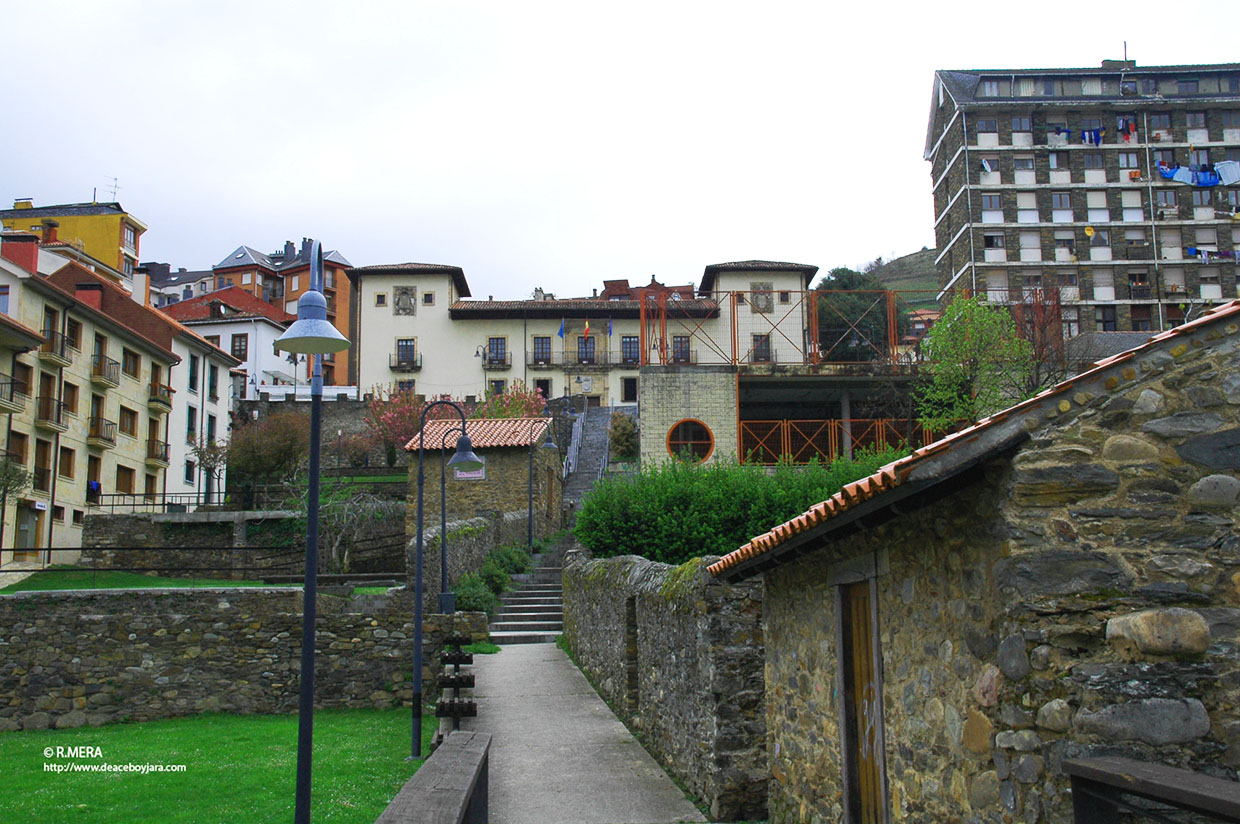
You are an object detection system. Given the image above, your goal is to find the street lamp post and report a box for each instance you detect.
[412,403,482,759]
[274,241,350,824]
[528,418,558,551]
[438,426,464,613]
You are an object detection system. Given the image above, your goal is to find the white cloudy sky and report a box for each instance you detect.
[3,1,1237,298]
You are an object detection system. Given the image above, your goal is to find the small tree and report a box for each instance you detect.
[915,295,1038,432]
[0,456,32,548]
[227,410,311,503]
[190,437,229,504]
[364,385,460,461]
[608,412,639,462]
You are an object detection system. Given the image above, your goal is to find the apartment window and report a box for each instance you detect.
[489,379,506,396]
[975,119,997,133]
[779,291,791,303]
[1186,112,1206,129]
[187,406,197,442]
[1117,152,1139,169]
[1096,305,1117,331]
[205,335,220,347]
[207,414,216,441]
[242,273,252,285]
[230,334,248,360]
[487,337,507,364]
[185,460,196,484]
[1227,149,1240,164]
[396,338,418,364]
[1223,111,1240,128]
[1131,305,1153,332]
[1013,156,1035,170]
[62,382,79,416]
[188,353,200,392]
[123,225,137,250]
[66,319,82,350]
[121,348,140,379]
[119,406,137,437]
[1157,190,1177,208]
[621,377,638,404]
[1190,149,1210,167]
[72,510,84,526]
[983,232,1005,249]
[1048,152,1067,169]
[58,446,74,479]
[1192,190,1212,207]
[577,336,596,364]
[671,335,691,363]
[290,275,300,292]
[1011,115,1031,132]
[1142,78,1158,95]
[422,292,435,306]
[1081,118,1102,131]
[533,379,551,398]
[621,335,640,364]
[532,336,551,364]
[1090,229,1110,247]
[8,431,27,464]
[1062,307,1080,338]
[53,505,65,523]
[1054,230,1076,250]
[1120,80,1137,96]
[1150,113,1171,130]
[1043,79,1056,96]
[667,419,713,463]
[1082,152,1104,169]
[324,271,333,289]
[207,364,219,400]
[0,285,8,315]
[1177,79,1199,95]
[752,334,772,363]
[116,465,135,495]
[375,293,387,307]
[980,80,1000,98]
[1051,192,1071,210]
[981,194,1001,210]
[1227,190,1240,209]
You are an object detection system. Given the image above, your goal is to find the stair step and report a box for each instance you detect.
[489,631,559,645]
[495,605,563,616]
[493,614,562,625]
[489,620,563,632]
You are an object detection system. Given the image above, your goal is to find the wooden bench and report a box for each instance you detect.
[1064,756,1240,823]
[374,731,491,824]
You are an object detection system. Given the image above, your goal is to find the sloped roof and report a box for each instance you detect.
[699,260,818,294]
[347,262,471,298]
[160,285,294,324]
[449,297,718,320]
[214,243,351,272]
[0,201,131,219]
[405,417,552,451]
[709,300,1240,582]
[42,263,178,360]
[214,245,275,270]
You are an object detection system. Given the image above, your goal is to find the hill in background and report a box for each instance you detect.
[865,248,939,296]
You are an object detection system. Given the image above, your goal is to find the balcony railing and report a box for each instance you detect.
[88,417,118,446]
[0,374,29,411]
[670,349,697,365]
[38,330,73,363]
[1129,284,1153,300]
[390,352,423,371]
[91,353,121,386]
[146,440,170,463]
[481,352,511,370]
[35,396,67,428]
[148,383,173,409]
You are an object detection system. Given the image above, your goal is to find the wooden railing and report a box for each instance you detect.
[1065,756,1240,822]
[739,418,937,465]
[374,730,491,824]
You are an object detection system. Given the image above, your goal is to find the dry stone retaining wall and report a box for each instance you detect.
[0,588,485,732]
[562,547,765,821]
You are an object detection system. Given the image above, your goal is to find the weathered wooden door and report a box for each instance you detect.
[840,580,884,824]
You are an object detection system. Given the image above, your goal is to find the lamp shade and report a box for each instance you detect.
[446,434,484,472]
[540,424,558,449]
[276,290,350,355]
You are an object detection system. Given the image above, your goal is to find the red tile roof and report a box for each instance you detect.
[708,299,1240,580]
[405,417,552,451]
[161,285,294,324]
[43,263,177,358]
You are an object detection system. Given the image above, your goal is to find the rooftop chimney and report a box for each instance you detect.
[283,240,295,260]
[75,282,104,311]
[1101,59,1136,70]
[0,232,39,272]
[13,198,32,210]
[41,219,59,244]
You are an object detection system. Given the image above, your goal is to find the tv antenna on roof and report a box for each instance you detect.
[105,176,121,201]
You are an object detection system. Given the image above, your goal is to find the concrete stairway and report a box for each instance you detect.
[562,405,613,508]
[488,556,563,645]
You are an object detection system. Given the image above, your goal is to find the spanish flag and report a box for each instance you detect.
[584,319,590,338]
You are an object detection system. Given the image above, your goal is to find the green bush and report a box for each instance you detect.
[575,449,907,565]
[608,412,639,461]
[491,544,532,575]
[454,573,500,615]
[478,558,509,594]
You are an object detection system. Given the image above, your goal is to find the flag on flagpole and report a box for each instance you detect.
[607,318,613,337]
[584,319,590,337]
[557,318,565,338]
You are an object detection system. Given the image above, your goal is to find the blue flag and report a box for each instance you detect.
[607,318,613,337]
[557,318,565,338]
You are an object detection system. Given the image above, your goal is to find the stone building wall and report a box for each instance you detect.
[562,548,765,821]
[638,365,738,466]
[408,446,561,537]
[0,588,486,732]
[762,319,1240,823]
[409,511,528,608]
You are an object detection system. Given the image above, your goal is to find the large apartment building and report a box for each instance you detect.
[926,60,1240,335]
[0,199,147,281]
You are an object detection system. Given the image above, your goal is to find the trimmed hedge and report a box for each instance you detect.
[575,450,906,565]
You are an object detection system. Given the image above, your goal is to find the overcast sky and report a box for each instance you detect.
[3,2,1237,299]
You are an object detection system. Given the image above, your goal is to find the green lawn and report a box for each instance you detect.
[0,566,296,593]
[0,708,436,823]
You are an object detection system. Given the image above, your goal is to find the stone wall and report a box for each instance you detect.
[562,548,765,821]
[408,446,561,537]
[638,365,738,467]
[762,319,1240,823]
[0,588,486,732]
[410,511,529,608]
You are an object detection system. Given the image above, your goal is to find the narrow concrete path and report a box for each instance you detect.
[472,643,706,824]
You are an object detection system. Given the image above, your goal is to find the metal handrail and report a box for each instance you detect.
[88,417,118,443]
[563,413,584,478]
[91,353,121,383]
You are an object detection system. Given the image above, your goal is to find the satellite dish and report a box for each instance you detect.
[1084,226,1095,237]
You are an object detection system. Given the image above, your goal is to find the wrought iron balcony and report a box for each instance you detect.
[0,374,29,413]
[146,439,170,465]
[91,354,121,387]
[87,416,118,447]
[38,330,73,365]
[148,383,173,411]
[481,352,511,370]
[390,352,422,371]
[35,396,68,431]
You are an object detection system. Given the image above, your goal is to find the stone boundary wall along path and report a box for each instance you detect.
[0,588,485,732]
[561,547,765,821]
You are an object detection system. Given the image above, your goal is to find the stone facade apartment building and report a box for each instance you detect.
[927,60,1240,337]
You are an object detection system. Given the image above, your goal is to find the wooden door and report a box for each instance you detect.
[840,580,884,823]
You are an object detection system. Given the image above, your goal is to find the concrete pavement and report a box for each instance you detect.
[471,643,707,824]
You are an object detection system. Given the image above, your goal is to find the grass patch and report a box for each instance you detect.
[0,707,437,823]
[461,641,500,655]
[350,586,393,595]
[0,566,297,593]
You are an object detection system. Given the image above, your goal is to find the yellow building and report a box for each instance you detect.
[0,199,147,280]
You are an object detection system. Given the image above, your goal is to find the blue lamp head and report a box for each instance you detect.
[276,290,349,355]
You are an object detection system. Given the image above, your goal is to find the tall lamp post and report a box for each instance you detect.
[413,403,482,758]
[274,240,350,824]
[438,426,465,613]
[528,418,557,550]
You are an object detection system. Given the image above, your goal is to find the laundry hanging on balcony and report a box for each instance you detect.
[1116,117,1138,142]
[1185,247,1238,261]
[1081,128,1105,145]
[1156,161,1240,187]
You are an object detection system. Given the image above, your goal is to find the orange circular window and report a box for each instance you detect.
[666,419,714,463]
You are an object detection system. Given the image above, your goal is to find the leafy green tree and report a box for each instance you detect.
[0,456,31,548]
[227,410,311,490]
[914,295,1038,432]
[813,267,908,362]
